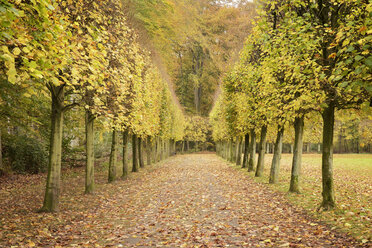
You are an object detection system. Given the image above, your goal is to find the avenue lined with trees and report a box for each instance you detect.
[0,0,371,246]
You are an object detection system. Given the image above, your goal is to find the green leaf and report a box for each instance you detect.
[355,55,363,61]
[365,56,372,68]
[340,81,348,88]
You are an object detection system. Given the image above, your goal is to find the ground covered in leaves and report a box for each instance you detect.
[249,153,371,242]
[0,154,370,247]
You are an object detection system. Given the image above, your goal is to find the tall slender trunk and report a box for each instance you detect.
[229,139,234,162]
[289,116,304,193]
[269,127,284,184]
[0,128,3,176]
[182,141,185,153]
[242,133,249,168]
[290,144,294,153]
[255,126,267,177]
[40,86,64,212]
[132,134,139,172]
[108,130,118,182]
[227,140,230,160]
[232,139,237,162]
[146,136,152,166]
[236,137,242,166]
[248,129,256,172]
[318,143,321,153]
[157,137,161,161]
[85,111,95,193]
[321,102,336,209]
[152,137,157,162]
[122,130,129,179]
[138,137,145,168]
[307,143,311,153]
[162,139,166,160]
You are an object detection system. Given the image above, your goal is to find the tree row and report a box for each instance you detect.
[210,0,371,210]
[0,0,184,212]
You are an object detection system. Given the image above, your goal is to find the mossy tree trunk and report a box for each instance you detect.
[242,133,249,168]
[146,136,152,166]
[161,139,166,160]
[229,139,234,162]
[225,141,229,159]
[40,85,65,212]
[321,102,336,210]
[236,136,242,166]
[157,137,161,162]
[269,126,284,184]
[289,116,304,193]
[132,134,139,172]
[108,130,118,183]
[85,111,95,193]
[0,128,3,176]
[138,137,145,168]
[122,130,129,179]
[232,139,237,162]
[255,125,267,177]
[152,137,157,163]
[248,129,256,172]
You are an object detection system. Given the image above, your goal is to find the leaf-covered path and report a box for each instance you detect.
[0,154,366,247]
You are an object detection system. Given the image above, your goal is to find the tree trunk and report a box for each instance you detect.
[0,128,3,176]
[162,139,166,160]
[318,143,321,153]
[132,134,139,172]
[122,130,129,179]
[146,136,152,166]
[152,137,157,162]
[307,143,311,153]
[40,86,64,212]
[226,140,229,160]
[248,129,256,172]
[229,139,234,162]
[108,130,118,182]
[290,144,294,153]
[255,125,267,177]
[289,116,304,193]
[236,136,242,166]
[85,111,95,193]
[138,137,145,168]
[242,133,249,168]
[232,139,237,162]
[157,138,162,161]
[320,102,336,210]
[269,127,284,184]
[182,141,185,153]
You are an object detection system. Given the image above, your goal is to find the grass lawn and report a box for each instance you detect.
[235,153,371,243]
